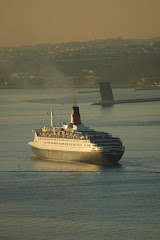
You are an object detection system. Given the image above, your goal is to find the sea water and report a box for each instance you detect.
[0,88,160,240]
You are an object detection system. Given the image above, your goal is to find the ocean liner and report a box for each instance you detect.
[28,106,125,164]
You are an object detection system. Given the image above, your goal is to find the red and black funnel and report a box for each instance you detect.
[71,106,81,125]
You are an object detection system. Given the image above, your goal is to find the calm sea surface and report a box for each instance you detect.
[0,88,160,240]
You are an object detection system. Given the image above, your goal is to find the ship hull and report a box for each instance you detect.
[30,146,124,165]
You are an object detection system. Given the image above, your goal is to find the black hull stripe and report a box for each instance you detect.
[30,146,124,164]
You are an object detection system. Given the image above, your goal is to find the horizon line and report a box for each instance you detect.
[1,36,160,48]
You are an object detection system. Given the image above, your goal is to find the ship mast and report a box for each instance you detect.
[51,109,53,127]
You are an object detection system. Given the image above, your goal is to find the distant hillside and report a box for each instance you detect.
[0,38,160,88]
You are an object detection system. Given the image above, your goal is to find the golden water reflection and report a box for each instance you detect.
[30,157,101,172]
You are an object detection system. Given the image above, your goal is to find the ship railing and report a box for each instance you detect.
[39,134,87,140]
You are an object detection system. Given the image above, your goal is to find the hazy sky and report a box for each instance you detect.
[0,0,160,46]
